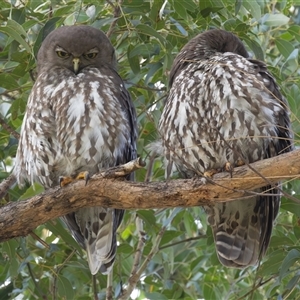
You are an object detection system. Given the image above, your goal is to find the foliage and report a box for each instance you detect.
[0,0,300,299]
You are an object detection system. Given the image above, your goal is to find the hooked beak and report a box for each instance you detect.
[72,57,80,74]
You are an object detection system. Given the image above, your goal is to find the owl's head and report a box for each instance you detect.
[37,25,116,74]
[169,29,249,87]
[194,29,249,58]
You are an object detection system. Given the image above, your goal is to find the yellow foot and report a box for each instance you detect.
[203,169,218,178]
[236,159,245,167]
[223,162,233,178]
[59,171,90,187]
[224,161,233,171]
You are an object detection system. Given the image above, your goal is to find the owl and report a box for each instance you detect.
[159,29,293,268]
[14,25,137,275]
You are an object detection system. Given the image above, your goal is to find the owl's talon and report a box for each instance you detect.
[236,159,245,167]
[59,176,73,187]
[224,162,234,178]
[203,169,218,178]
[75,171,90,186]
[59,171,90,187]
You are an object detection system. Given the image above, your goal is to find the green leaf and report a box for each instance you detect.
[275,39,294,59]
[203,282,216,299]
[258,250,286,276]
[57,275,74,299]
[18,183,44,200]
[45,220,83,252]
[263,13,290,26]
[281,198,300,218]
[181,1,197,12]
[279,249,300,280]
[242,34,264,60]
[159,230,183,246]
[285,272,300,293]
[163,207,182,227]
[127,44,140,74]
[2,240,18,259]
[145,292,169,300]
[135,24,166,45]
[0,74,19,90]
[0,19,31,53]
[243,1,261,20]
[33,17,61,57]
[0,282,14,300]
[169,17,188,36]
[173,1,188,20]
[137,209,157,227]
[288,25,300,43]
[117,243,133,254]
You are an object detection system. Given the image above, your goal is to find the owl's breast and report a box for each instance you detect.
[47,69,132,177]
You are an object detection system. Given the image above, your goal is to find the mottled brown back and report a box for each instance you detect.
[159,29,293,268]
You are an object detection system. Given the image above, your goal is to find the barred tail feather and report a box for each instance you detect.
[206,187,279,268]
[63,207,123,275]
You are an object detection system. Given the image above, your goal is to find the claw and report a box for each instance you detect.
[224,162,233,177]
[59,171,90,187]
[75,171,90,186]
[203,169,218,178]
[59,176,74,187]
[236,159,244,167]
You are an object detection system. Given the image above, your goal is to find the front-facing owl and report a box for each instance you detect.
[159,29,294,268]
[14,25,137,275]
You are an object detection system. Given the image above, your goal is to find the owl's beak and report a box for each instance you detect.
[72,57,80,74]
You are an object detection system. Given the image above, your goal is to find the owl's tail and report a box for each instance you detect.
[205,186,279,268]
[62,207,124,275]
[85,208,124,275]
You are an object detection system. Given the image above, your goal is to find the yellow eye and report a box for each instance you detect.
[84,52,98,59]
[56,51,69,58]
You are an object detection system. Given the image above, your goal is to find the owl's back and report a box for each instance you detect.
[159,29,293,268]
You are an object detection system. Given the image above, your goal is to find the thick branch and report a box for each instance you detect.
[1,150,300,242]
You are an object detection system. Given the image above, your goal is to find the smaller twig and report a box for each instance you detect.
[106,0,124,38]
[159,235,207,250]
[0,91,16,101]
[131,83,166,92]
[101,157,145,178]
[130,217,146,275]
[27,262,49,300]
[29,232,50,249]
[93,275,99,300]
[119,225,166,300]
[0,115,20,139]
[106,272,113,300]
[236,275,276,300]
[0,174,16,199]
[119,208,181,300]
[52,249,76,300]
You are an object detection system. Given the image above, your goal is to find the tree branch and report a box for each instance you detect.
[0,174,17,199]
[0,150,300,242]
[106,0,123,38]
[0,115,20,139]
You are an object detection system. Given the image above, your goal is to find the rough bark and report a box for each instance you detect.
[0,150,299,242]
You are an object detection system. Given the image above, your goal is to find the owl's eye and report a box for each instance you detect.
[56,51,70,58]
[84,52,98,59]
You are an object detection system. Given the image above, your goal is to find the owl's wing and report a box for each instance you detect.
[206,57,294,268]
[14,81,58,188]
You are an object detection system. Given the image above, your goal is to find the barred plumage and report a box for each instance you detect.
[159,29,293,268]
[14,25,137,274]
